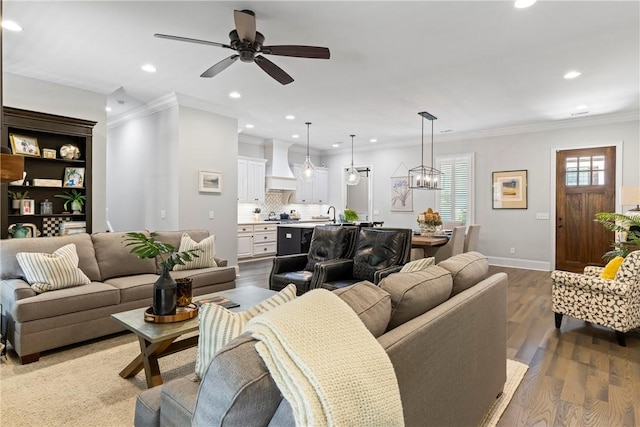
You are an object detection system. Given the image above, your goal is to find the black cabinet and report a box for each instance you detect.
[277,226,314,256]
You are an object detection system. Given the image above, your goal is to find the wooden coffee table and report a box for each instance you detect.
[111,285,276,388]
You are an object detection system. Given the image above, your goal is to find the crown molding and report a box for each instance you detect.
[4,70,113,95]
[107,93,179,129]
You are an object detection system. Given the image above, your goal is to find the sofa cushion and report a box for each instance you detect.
[438,251,489,297]
[400,257,436,273]
[0,233,101,281]
[151,229,210,273]
[195,284,297,379]
[173,233,217,271]
[304,226,349,271]
[379,266,453,330]
[103,274,158,304]
[332,281,392,337]
[13,282,120,323]
[92,231,157,280]
[16,243,92,293]
[192,334,285,427]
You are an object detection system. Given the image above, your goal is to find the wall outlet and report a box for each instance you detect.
[510,247,516,254]
[209,211,214,219]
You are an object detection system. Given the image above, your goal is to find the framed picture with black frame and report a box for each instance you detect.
[492,170,528,209]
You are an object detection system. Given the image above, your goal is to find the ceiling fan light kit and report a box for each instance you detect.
[302,122,316,182]
[345,134,361,186]
[409,111,443,190]
[154,9,330,85]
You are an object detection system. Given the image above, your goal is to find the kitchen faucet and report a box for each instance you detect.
[327,206,336,223]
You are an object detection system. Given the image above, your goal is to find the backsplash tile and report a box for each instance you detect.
[238,192,329,222]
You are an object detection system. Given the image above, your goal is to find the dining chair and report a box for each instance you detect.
[463,224,481,253]
[424,226,466,263]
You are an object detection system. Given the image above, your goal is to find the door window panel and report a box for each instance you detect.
[566,155,605,186]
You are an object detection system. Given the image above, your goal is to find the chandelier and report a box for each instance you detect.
[408,111,442,190]
[301,122,316,182]
[345,134,360,186]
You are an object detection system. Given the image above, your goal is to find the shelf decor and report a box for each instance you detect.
[492,170,528,209]
[10,134,40,157]
[63,167,85,188]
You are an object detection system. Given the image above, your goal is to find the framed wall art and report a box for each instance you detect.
[390,176,413,212]
[492,170,528,209]
[63,167,85,188]
[10,134,40,157]
[199,170,222,193]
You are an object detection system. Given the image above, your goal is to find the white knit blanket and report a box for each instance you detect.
[245,289,404,426]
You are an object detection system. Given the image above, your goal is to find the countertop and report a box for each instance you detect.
[238,219,333,226]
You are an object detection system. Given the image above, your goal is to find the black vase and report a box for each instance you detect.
[153,267,177,316]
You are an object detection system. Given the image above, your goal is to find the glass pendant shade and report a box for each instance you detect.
[345,134,360,186]
[301,122,316,182]
[408,111,443,190]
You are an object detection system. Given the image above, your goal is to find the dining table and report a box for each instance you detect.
[411,234,449,248]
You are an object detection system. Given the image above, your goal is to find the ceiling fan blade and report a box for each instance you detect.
[262,45,330,59]
[154,33,232,49]
[234,10,256,43]
[200,55,240,78]
[254,55,294,85]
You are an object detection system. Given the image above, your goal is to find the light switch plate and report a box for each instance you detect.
[536,213,550,220]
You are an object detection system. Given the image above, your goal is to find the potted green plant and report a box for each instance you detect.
[595,212,640,260]
[123,232,201,315]
[343,209,359,223]
[8,190,28,211]
[54,189,86,214]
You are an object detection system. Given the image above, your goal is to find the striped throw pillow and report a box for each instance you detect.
[16,243,91,293]
[400,257,435,272]
[195,284,297,379]
[173,233,217,271]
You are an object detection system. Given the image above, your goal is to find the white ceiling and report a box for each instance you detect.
[3,1,639,152]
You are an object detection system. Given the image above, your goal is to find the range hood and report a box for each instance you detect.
[264,139,297,192]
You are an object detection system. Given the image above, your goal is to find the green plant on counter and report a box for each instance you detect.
[123,232,201,271]
[8,190,29,200]
[343,209,358,222]
[54,189,86,211]
[595,212,640,260]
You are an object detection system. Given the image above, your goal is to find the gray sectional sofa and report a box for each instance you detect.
[135,251,508,427]
[0,229,236,363]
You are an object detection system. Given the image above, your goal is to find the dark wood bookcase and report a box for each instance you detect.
[1,107,96,239]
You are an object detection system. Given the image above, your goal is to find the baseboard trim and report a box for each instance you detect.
[488,256,551,271]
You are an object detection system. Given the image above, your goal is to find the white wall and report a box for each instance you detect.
[322,118,640,270]
[3,73,108,232]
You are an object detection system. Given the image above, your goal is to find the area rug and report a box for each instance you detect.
[0,334,527,427]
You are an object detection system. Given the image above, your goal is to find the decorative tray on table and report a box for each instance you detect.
[143,303,199,323]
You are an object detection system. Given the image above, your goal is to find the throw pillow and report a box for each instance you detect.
[195,284,297,378]
[16,243,91,293]
[400,257,435,273]
[173,233,217,271]
[600,256,624,280]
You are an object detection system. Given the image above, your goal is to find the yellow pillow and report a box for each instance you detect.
[600,256,624,280]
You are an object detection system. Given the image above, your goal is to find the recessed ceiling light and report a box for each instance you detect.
[576,104,588,110]
[229,91,241,99]
[2,20,23,31]
[369,138,377,143]
[285,115,295,120]
[245,124,254,128]
[292,134,300,138]
[141,64,157,73]
[332,143,341,148]
[564,70,582,79]
[105,107,112,112]
[514,0,536,8]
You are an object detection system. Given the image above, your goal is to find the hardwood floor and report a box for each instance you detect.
[237,259,640,427]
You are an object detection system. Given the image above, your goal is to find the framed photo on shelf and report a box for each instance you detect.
[198,170,222,193]
[20,199,35,215]
[42,148,57,159]
[10,134,40,157]
[63,167,85,188]
[492,170,528,209]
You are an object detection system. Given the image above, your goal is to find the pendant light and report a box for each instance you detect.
[301,122,316,182]
[408,111,443,190]
[345,134,361,186]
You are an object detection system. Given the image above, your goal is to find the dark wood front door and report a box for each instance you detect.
[556,146,616,272]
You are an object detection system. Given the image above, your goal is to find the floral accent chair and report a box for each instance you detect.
[551,250,640,346]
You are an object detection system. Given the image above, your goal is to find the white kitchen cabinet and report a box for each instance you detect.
[237,224,253,258]
[293,165,328,203]
[237,157,266,203]
[237,223,277,259]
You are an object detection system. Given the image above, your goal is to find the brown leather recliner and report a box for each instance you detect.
[314,227,413,290]
[269,225,358,295]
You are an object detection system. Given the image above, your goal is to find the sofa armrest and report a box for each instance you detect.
[551,270,628,297]
[214,257,228,267]
[270,254,309,275]
[1,279,36,304]
[313,259,354,288]
[373,265,403,284]
[583,265,603,277]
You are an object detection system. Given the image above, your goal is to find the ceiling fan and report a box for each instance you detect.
[154,9,330,85]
